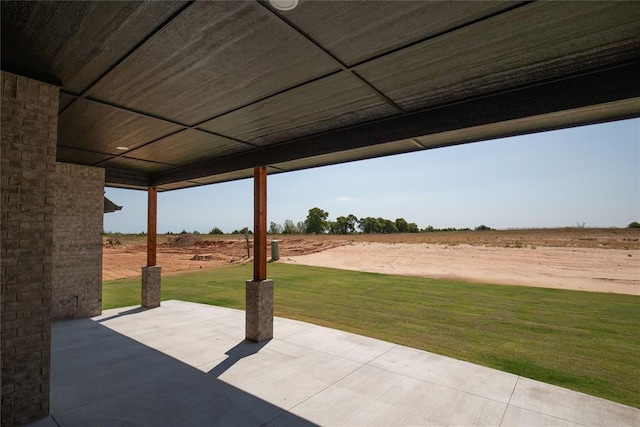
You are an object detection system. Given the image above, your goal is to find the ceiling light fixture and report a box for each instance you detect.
[116,146,129,151]
[269,0,298,12]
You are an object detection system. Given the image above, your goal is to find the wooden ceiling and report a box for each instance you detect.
[2,1,639,191]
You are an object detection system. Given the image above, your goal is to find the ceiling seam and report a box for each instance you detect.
[58,1,196,116]
[92,128,189,166]
[62,95,259,149]
[105,124,260,167]
[57,145,114,166]
[256,0,405,114]
[79,95,190,127]
[347,0,536,70]
[190,70,343,126]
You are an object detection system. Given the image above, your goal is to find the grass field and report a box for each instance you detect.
[103,263,639,408]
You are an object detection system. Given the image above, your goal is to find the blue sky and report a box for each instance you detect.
[104,118,639,233]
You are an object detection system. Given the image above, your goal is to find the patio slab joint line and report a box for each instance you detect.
[369,358,515,406]
[363,344,398,367]
[499,376,520,427]
[269,362,373,424]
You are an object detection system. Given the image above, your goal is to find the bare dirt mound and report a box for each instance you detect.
[166,234,202,247]
[102,237,349,281]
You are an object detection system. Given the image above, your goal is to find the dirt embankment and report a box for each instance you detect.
[103,229,640,295]
[102,236,346,281]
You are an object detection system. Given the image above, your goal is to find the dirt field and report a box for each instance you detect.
[103,229,640,295]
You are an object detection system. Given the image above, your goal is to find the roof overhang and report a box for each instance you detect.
[2,1,639,191]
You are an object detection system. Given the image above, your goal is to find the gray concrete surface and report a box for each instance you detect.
[28,300,639,426]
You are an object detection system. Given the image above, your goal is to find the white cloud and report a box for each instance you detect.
[334,196,353,202]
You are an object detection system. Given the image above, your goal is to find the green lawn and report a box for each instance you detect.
[103,263,640,408]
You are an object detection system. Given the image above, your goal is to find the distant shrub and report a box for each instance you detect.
[475,225,492,231]
[231,228,252,235]
[628,221,640,229]
[210,226,224,235]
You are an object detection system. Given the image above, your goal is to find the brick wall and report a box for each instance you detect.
[1,71,58,425]
[52,163,104,320]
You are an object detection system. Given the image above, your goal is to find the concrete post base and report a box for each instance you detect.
[142,266,161,308]
[246,279,274,342]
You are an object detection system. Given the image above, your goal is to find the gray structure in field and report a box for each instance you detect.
[1,1,639,425]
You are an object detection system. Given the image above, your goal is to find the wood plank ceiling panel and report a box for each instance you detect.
[276,0,520,66]
[199,72,398,145]
[126,129,251,166]
[58,99,182,155]
[356,1,640,112]
[87,1,339,126]
[56,147,113,167]
[0,1,185,93]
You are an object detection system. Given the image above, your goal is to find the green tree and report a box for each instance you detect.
[332,214,358,234]
[331,217,346,234]
[628,221,640,229]
[282,219,300,234]
[345,214,358,234]
[407,222,419,233]
[395,218,409,233]
[269,222,283,234]
[305,207,329,234]
[381,218,398,234]
[297,221,306,234]
[358,217,381,233]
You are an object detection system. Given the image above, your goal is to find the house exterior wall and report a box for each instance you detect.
[1,71,58,426]
[52,163,104,320]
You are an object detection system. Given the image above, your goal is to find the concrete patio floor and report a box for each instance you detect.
[29,300,638,427]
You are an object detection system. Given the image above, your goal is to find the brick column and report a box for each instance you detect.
[52,163,104,320]
[1,71,59,425]
[142,266,161,308]
[246,279,274,342]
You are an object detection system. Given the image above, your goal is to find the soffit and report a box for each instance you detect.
[1,0,638,191]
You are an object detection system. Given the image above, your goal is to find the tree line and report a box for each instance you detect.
[266,207,481,235]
